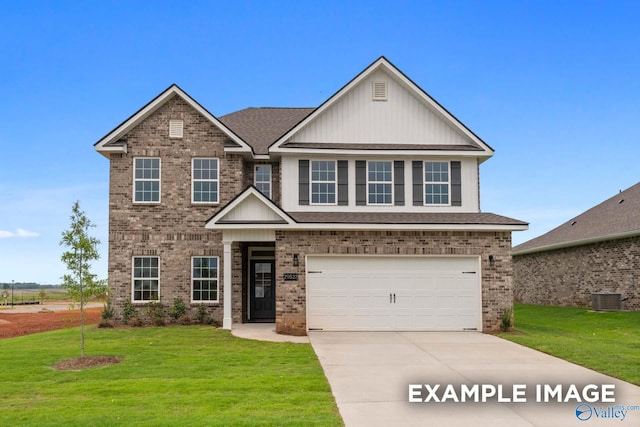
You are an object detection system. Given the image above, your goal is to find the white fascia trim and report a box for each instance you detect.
[270,57,493,156]
[271,148,488,158]
[95,85,253,156]
[96,145,127,159]
[205,187,296,228]
[513,229,640,256]
[210,222,529,232]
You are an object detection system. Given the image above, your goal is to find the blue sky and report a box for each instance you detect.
[1,0,639,284]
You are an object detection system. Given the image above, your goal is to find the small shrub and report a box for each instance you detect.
[129,317,143,327]
[195,304,208,324]
[500,307,513,332]
[168,297,187,321]
[145,301,165,326]
[98,319,115,328]
[177,314,192,325]
[101,301,115,320]
[194,305,219,326]
[122,301,137,325]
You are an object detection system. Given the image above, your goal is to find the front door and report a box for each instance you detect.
[250,260,275,320]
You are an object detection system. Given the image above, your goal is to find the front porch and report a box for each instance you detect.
[223,234,278,330]
[230,323,309,343]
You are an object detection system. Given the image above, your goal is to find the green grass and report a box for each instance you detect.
[0,326,343,426]
[1,288,70,305]
[500,304,640,385]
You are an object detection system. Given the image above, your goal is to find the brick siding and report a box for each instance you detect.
[275,230,514,335]
[513,236,640,310]
[107,95,244,322]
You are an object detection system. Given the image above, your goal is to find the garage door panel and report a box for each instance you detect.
[307,256,481,331]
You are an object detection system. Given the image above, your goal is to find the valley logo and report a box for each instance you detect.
[575,403,640,422]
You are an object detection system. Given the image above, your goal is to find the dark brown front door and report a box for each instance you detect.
[250,260,275,320]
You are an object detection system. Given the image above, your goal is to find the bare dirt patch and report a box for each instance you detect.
[0,307,102,339]
[54,355,122,371]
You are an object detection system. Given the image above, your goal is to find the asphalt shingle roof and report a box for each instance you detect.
[513,181,640,254]
[219,107,315,155]
[289,211,527,226]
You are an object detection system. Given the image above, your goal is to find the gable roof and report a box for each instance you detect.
[513,181,640,255]
[269,56,494,157]
[206,186,296,229]
[94,84,252,158]
[219,107,314,155]
[207,186,528,231]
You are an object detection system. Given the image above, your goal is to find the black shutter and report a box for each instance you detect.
[393,161,404,206]
[412,161,423,206]
[451,161,462,206]
[299,160,309,205]
[337,160,348,206]
[355,160,366,206]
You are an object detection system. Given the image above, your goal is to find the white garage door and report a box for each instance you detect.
[306,256,481,331]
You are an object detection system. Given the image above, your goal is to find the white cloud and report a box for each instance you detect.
[16,228,40,238]
[0,228,40,239]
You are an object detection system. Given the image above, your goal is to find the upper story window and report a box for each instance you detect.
[192,158,219,204]
[254,165,272,199]
[311,160,336,205]
[134,158,161,203]
[367,161,393,205]
[424,161,449,205]
[132,256,159,302]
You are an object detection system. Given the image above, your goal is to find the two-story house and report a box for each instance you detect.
[95,57,527,335]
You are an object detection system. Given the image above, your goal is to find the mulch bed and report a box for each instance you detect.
[54,355,122,370]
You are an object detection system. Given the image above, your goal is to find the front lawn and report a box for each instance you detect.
[0,326,343,426]
[500,304,640,385]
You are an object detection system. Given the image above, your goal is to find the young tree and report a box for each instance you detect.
[60,201,107,357]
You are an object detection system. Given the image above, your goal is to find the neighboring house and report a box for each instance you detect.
[94,57,527,335]
[513,182,640,310]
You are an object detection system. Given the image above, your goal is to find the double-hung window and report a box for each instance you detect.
[192,257,219,302]
[424,161,450,205]
[132,256,159,302]
[192,158,219,203]
[311,160,336,205]
[367,161,393,205]
[134,158,160,203]
[254,165,271,198]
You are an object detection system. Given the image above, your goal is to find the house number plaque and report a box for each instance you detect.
[283,273,298,281]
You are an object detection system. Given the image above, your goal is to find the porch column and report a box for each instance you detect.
[222,240,232,329]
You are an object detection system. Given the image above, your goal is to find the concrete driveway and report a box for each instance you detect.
[309,332,640,427]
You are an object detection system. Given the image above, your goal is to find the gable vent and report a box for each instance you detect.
[169,120,184,138]
[372,81,388,101]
